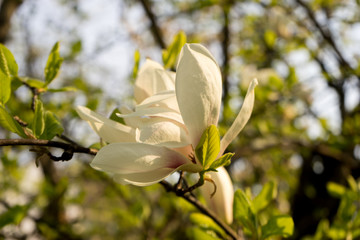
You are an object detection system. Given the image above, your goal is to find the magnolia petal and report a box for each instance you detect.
[117,107,185,127]
[219,78,258,155]
[75,106,136,143]
[138,121,190,148]
[113,168,177,186]
[176,44,222,147]
[90,142,193,175]
[136,90,179,112]
[201,167,234,224]
[134,59,175,103]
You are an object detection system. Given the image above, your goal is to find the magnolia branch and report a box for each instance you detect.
[1,138,241,238]
[0,138,98,161]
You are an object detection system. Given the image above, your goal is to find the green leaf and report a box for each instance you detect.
[264,30,277,48]
[261,215,294,239]
[209,152,234,169]
[32,99,45,138]
[189,213,226,238]
[0,44,18,105]
[47,86,77,92]
[132,49,140,80]
[187,227,222,240]
[44,42,63,85]
[0,44,18,76]
[0,71,11,105]
[109,108,125,124]
[233,189,257,236]
[327,182,346,198]
[39,111,64,140]
[0,105,27,138]
[0,205,29,228]
[26,78,46,89]
[195,125,220,169]
[162,31,186,69]
[253,181,277,213]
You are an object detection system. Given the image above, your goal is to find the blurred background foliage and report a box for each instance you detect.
[0,0,359,239]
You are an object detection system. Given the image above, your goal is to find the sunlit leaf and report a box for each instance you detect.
[32,99,45,138]
[209,152,234,169]
[162,31,186,69]
[189,213,226,238]
[39,111,64,140]
[26,78,46,89]
[47,86,77,92]
[261,215,294,239]
[327,182,346,198]
[0,105,27,138]
[195,125,220,169]
[0,44,18,77]
[233,189,257,236]
[253,181,276,213]
[44,42,63,85]
[0,205,29,228]
[132,49,140,80]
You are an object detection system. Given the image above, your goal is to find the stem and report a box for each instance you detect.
[0,138,98,158]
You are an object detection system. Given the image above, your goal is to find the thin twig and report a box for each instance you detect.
[0,138,98,159]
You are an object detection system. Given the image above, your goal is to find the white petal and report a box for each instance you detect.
[136,90,179,112]
[113,168,177,186]
[90,142,193,175]
[134,59,175,103]
[219,78,258,155]
[117,107,185,127]
[138,121,190,148]
[201,167,234,224]
[176,44,222,147]
[75,106,136,143]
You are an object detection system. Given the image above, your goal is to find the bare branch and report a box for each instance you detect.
[138,0,166,49]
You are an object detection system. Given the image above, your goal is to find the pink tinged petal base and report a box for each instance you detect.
[176,44,222,147]
[90,143,201,186]
[201,167,234,224]
[75,106,136,143]
[219,78,258,155]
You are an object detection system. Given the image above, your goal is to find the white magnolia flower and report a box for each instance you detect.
[76,43,257,186]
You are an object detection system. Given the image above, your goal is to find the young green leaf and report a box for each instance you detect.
[261,215,294,239]
[209,152,234,170]
[26,78,46,89]
[44,42,63,85]
[253,181,276,213]
[0,105,27,138]
[0,44,18,105]
[162,31,186,69]
[327,182,346,198]
[132,49,140,80]
[233,189,257,236]
[0,44,18,77]
[32,99,45,138]
[39,111,64,140]
[189,213,226,238]
[0,205,29,228]
[195,125,220,169]
[0,71,10,105]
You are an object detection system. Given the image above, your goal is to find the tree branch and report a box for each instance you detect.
[295,0,358,79]
[0,138,98,160]
[138,0,166,49]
